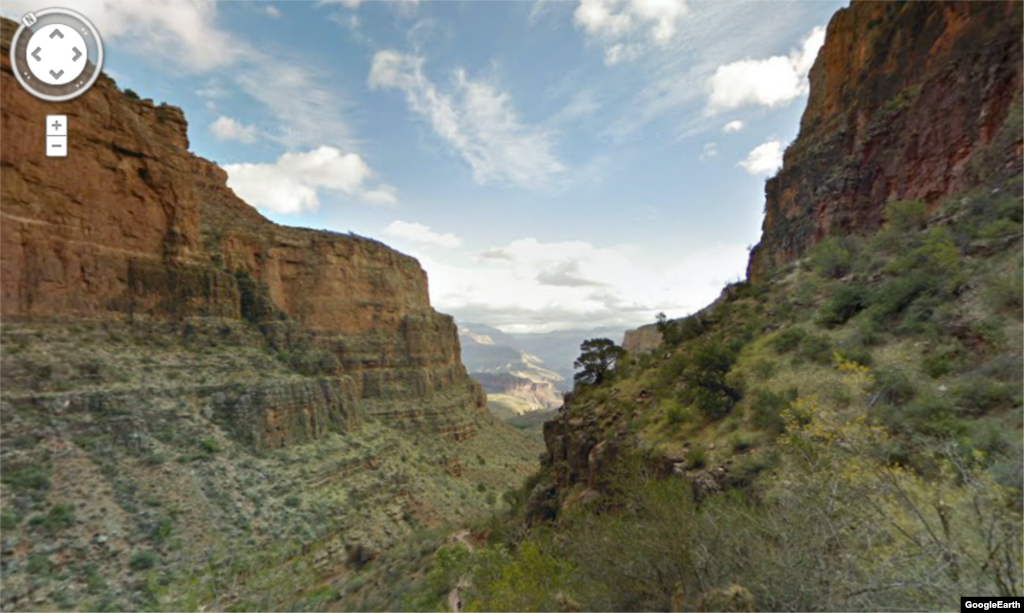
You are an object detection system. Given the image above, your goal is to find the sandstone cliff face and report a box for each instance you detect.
[0,17,484,449]
[622,324,663,355]
[748,0,1023,280]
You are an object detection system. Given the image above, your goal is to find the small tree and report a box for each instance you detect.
[678,340,742,419]
[574,338,626,387]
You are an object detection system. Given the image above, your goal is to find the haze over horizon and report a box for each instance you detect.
[2,0,844,333]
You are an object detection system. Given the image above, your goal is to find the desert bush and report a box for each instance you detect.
[129,550,158,572]
[808,236,855,279]
[662,398,690,427]
[796,333,833,365]
[885,395,966,439]
[885,199,929,231]
[818,282,869,327]
[769,327,807,354]
[971,316,1006,351]
[749,358,776,381]
[873,368,916,406]
[28,504,74,535]
[2,466,50,492]
[677,340,742,420]
[983,265,1024,316]
[750,387,798,434]
[921,343,965,378]
[951,375,1016,415]
[684,445,707,469]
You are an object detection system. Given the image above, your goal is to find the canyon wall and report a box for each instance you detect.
[0,17,485,449]
[748,0,1023,280]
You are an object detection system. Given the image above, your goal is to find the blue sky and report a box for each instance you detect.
[6,0,846,332]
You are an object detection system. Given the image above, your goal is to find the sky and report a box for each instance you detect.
[4,0,847,333]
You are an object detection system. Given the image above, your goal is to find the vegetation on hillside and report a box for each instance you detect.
[410,180,1024,611]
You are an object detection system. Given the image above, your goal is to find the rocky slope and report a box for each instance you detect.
[0,16,540,612]
[748,0,1023,280]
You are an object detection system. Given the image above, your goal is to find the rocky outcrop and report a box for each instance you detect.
[0,17,485,450]
[542,399,631,497]
[748,1,1023,280]
[622,324,663,354]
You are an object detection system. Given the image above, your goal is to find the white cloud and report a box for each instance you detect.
[738,140,784,175]
[723,120,744,133]
[574,0,689,65]
[4,0,354,153]
[415,237,749,333]
[707,25,825,113]
[383,221,462,249]
[699,141,717,161]
[319,0,419,15]
[3,0,238,71]
[235,60,352,150]
[363,184,399,206]
[369,51,565,188]
[209,116,258,144]
[265,5,282,18]
[224,147,374,214]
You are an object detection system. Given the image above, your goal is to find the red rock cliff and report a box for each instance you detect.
[748,1,1023,280]
[0,17,485,445]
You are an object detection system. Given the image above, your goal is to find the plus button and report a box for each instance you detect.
[51,119,62,131]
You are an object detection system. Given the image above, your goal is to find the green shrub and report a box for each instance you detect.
[129,550,158,572]
[866,273,934,322]
[751,387,798,434]
[730,432,759,453]
[149,517,173,545]
[658,313,708,346]
[951,375,1016,415]
[885,199,929,231]
[684,445,707,469]
[880,396,966,439]
[963,420,1014,458]
[677,341,742,420]
[921,343,964,378]
[971,317,1006,351]
[834,345,873,367]
[769,328,807,354]
[284,495,302,508]
[198,437,221,454]
[2,466,51,492]
[809,237,855,279]
[796,334,833,365]
[983,266,1024,316]
[1,511,20,530]
[664,399,689,426]
[873,368,916,406]
[818,283,869,327]
[26,553,52,576]
[29,504,75,534]
[124,88,141,101]
[750,358,777,381]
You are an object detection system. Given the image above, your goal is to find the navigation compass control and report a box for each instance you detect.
[10,8,104,102]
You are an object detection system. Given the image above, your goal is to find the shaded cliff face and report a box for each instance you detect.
[749,0,1023,280]
[0,17,484,448]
